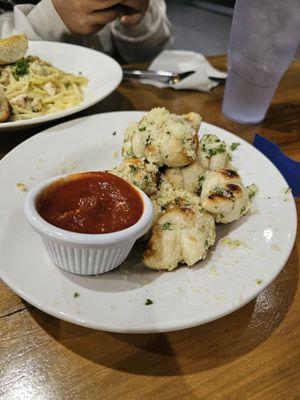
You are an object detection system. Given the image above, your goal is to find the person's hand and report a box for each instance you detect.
[52,0,123,35]
[119,0,150,25]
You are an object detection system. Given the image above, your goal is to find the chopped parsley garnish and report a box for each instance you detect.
[256,279,263,285]
[166,131,171,135]
[74,292,80,298]
[247,184,258,199]
[125,148,134,157]
[139,126,146,132]
[145,299,153,305]
[129,164,138,174]
[284,187,291,194]
[230,142,241,151]
[213,186,229,197]
[13,58,29,78]
[112,131,117,136]
[198,175,205,189]
[240,206,246,215]
[204,240,209,249]
[208,144,226,157]
[162,222,172,231]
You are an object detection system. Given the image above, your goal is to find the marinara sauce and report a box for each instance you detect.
[38,172,143,234]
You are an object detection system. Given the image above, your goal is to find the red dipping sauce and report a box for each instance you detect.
[38,172,143,234]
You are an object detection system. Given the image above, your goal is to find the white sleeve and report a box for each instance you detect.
[110,0,172,63]
[0,0,171,63]
[0,0,70,41]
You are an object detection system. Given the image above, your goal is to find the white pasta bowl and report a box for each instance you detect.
[24,173,153,275]
[0,41,122,131]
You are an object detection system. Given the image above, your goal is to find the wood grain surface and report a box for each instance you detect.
[0,56,299,400]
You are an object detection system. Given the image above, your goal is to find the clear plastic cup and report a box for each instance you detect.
[222,0,300,124]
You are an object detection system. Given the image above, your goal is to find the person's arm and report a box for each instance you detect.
[111,0,171,63]
[0,0,171,62]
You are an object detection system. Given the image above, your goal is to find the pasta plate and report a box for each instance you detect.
[0,41,122,130]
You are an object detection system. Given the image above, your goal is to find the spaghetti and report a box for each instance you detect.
[0,56,88,121]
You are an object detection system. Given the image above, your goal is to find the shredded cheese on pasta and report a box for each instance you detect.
[0,56,88,121]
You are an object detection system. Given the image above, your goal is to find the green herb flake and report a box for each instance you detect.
[112,131,117,136]
[256,279,263,285]
[162,222,172,231]
[145,299,153,305]
[284,187,291,194]
[240,206,246,215]
[139,126,146,132]
[208,144,226,157]
[74,292,80,298]
[125,148,134,157]
[213,186,230,197]
[129,164,138,174]
[198,175,205,188]
[247,184,258,199]
[230,142,241,151]
[13,58,29,77]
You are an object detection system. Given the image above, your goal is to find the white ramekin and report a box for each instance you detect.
[24,173,153,275]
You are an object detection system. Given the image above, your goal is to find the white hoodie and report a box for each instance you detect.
[0,0,171,62]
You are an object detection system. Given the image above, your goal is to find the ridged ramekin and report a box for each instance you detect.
[24,173,153,275]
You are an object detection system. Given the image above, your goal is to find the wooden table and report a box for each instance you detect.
[0,56,299,400]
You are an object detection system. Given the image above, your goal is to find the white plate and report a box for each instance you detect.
[0,41,122,130]
[0,112,297,333]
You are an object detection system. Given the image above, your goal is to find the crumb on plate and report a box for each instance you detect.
[16,182,27,192]
[220,237,247,249]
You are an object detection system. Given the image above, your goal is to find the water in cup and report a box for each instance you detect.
[222,0,300,124]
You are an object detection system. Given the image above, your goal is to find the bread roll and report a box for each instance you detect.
[0,34,28,66]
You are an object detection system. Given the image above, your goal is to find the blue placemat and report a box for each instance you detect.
[253,134,300,197]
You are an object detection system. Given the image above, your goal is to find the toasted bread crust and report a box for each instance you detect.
[0,34,28,66]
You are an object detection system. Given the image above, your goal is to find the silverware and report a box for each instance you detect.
[123,69,226,85]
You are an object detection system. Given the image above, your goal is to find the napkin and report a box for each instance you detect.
[253,134,300,197]
[143,50,227,92]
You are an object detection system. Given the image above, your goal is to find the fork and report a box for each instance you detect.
[122,69,226,85]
